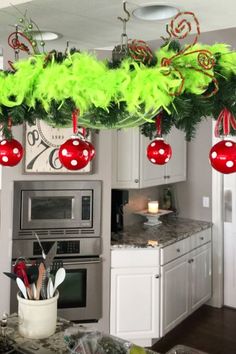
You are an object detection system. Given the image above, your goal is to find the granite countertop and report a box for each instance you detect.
[1,314,158,354]
[111,216,212,249]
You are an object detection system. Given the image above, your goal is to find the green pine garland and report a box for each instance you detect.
[1,41,236,140]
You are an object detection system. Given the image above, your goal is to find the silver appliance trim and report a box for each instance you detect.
[13,180,102,239]
[11,238,101,259]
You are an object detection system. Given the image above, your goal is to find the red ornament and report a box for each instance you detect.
[58,137,91,170]
[0,138,24,166]
[86,141,96,161]
[209,140,236,174]
[147,138,172,165]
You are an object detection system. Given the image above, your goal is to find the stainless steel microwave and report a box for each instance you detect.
[13,180,102,239]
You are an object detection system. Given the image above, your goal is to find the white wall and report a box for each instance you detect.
[0,125,112,333]
[175,119,212,221]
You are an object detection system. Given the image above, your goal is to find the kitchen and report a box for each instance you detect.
[0,0,235,353]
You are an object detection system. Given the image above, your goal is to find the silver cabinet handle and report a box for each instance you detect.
[134,179,139,183]
[176,248,181,253]
[155,274,160,279]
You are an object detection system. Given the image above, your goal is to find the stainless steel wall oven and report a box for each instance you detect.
[11,180,102,322]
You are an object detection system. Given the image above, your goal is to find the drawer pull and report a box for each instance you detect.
[155,274,160,279]
[188,259,192,264]
[176,248,181,253]
[200,237,204,240]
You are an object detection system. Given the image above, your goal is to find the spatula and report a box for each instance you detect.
[16,277,28,299]
[35,262,46,300]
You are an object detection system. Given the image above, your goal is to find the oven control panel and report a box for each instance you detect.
[33,240,80,256]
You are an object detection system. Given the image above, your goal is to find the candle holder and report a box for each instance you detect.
[135,209,173,226]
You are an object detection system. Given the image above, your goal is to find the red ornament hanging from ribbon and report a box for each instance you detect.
[209,108,236,174]
[146,112,172,165]
[58,109,95,170]
[0,117,24,167]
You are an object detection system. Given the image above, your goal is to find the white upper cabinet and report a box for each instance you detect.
[112,127,186,189]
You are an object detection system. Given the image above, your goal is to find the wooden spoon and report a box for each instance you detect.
[35,262,46,300]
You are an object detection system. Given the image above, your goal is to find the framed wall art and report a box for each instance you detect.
[24,120,92,174]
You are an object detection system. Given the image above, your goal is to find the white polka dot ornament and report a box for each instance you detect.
[146,138,172,165]
[58,137,94,170]
[0,138,24,166]
[209,139,236,174]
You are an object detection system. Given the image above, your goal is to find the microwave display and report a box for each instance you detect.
[31,197,73,220]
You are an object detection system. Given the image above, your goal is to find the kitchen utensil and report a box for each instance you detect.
[3,272,17,281]
[47,277,54,299]
[31,283,37,300]
[53,268,66,295]
[16,277,28,299]
[35,263,46,300]
[51,260,63,275]
[34,232,46,259]
[26,265,39,284]
[44,242,57,271]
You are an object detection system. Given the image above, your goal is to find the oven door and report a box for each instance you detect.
[57,257,102,322]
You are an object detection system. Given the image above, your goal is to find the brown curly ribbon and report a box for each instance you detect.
[8,32,34,54]
[128,39,153,65]
[214,108,236,137]
[161,11,218,97]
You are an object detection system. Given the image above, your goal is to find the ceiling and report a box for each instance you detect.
[0,0,236,53]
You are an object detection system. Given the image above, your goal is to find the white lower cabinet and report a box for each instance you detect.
[110,249,160,347]
[160,254,189,336]
[190,243,212,312]
[110,229,212,344]
[160,230,212,337]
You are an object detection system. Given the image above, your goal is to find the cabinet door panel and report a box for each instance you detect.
[140,135,165,188]
[110,267,159,340]
[190,243,212,312]
[160,255,189,336]
[167,127,186,184]
[112,128,140,188]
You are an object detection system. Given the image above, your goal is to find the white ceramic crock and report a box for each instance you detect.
[17,291,59,339]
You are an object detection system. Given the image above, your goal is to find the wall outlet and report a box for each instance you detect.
[202,196,210,208]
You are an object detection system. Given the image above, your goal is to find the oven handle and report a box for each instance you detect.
[62,259,102,266]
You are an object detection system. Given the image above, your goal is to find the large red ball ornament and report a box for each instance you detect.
[0,138,24,166]
[147,138,172,165]
[59,137,91,170]
[209,140,236,174]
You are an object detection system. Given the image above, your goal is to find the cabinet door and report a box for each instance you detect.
[166,127,186,184]
[160,254,189,336]
[140,134,165,188]
[110,267,159,340]
[112,128,140,188]
[190,243,212,312]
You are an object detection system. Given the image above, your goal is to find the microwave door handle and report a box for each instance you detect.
[62,260,102,266]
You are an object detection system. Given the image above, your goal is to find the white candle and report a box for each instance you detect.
[148,201,159,214]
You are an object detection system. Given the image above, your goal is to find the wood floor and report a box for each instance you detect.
[151,305,236,354]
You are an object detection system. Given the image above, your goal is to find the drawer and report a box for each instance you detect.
[190,228,211,250]
[111,249,159,268]
[160,238,190,265]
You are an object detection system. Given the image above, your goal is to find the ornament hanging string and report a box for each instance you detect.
[72,109,86,137]
[214,108,236,137]
[155,113,163,137]
[72,109,79,135]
